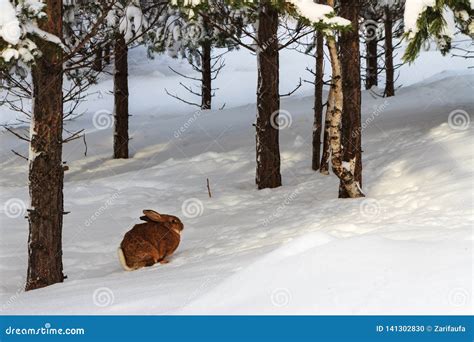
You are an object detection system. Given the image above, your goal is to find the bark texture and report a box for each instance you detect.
[384,6,395,97]
[93,46,103,72]
[255,0,281,189]
[26,0,65,291]
[113,33,129,159]
[201,39,212,110]
[319,90,332,175]
[312,32,324,171]
[339,0,363,198]
[365,31,378,90]
[104,43,111,65]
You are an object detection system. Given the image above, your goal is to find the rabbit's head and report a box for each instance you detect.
[141,209,184,233]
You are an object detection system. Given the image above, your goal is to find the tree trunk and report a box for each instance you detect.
[93,46,103,72]
[113,33,129,159]
[201,39,212,110]
[104,43,111,65]
[312,32,324,171]
[319,97,331,175]
[384,6,395,97]
[365,30,378,90]
[320,84,332,175]
[26,0,65,291]
[339,0,363,198]
[325,0,364,198]
[255,0,281,189]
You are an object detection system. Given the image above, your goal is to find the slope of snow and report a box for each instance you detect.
[0,46,472,314]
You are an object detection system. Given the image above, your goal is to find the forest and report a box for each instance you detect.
[0,0,473,315]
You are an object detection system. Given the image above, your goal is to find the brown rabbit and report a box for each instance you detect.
[117,210,184,271]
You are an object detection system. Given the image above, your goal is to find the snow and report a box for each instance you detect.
[24,22,63,46]
[23,0,46,16]
[107,2,147,43]
[120,4,147,42]
[0,44,473,314]
[440,7,456,39]
[404,0,436,35]
[287,0,350,28]
[0,0,52,63]
[0,0,21,45]
[1,47,19,62]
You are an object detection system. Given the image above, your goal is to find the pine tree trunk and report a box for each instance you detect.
[325,0,364,198]
[384,6,395,97]
[104,43,111,65]
[339,0,363,198]
[201,39,212,110]
[365,32,378,90]
[113,33,129,159]
[26,0,65,291]
[312,32,324,171]
[255,0,281,189]
[93,46,103,72]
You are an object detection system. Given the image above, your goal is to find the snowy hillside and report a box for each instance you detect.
[0,47,473,314]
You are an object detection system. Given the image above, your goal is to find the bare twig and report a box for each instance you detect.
[280,78,302,97]
[206,178,212,198]
[11,149,28,161]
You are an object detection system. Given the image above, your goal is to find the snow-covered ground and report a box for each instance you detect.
[0,44,473,314]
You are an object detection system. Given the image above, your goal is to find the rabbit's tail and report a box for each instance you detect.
[117,247,134,271]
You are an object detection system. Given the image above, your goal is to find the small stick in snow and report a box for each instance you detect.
[83,133,88,157]
[207,178,212,198]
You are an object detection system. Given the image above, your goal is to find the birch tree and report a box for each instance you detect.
[324,0,365,198]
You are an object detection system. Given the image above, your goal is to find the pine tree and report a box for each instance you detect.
[175,0,349,190]
[384,4,395,97]
[360,0,405,96]
[113,30,130,159]
[312,31,324,171]
[106,1,148,159]
[149,2,245,110]
[27,0,65,291]
[1,0,151,290]
[339,0,363,198]
[382,0,404,97]
[403,0,473,62]
[0,0,65,290]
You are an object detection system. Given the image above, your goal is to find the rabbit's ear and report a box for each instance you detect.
[143,209,163,222]
[139,215,151,222]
